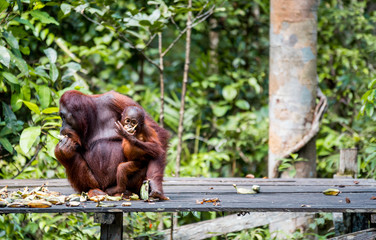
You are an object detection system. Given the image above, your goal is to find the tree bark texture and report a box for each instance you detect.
[158,32,165,128]
[175,0,192,177]
[268,0,319,179]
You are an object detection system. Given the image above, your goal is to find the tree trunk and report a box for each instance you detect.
[269,0,318,178]
[268,0,319,238]
[176,0,192,177]
[158,32,165,127]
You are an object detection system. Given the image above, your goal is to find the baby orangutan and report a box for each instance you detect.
[106,106,169,200]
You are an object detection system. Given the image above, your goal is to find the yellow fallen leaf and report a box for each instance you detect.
[323,188,340,196]
[27,200,52,208]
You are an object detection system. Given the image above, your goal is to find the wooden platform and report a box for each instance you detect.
[0,177,375,214]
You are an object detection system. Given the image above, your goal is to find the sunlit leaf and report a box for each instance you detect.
[30,10,59,25]
[0,137,13,153]
[235,100,250,110]
[222,85,237,101]
[149,9,161,23]
[366,103,374,117]
[20,126,41,154]
[14,17,35,32]
[0,46,10,68]
[10,52,29,75]
[46,33,54,46]
[44,48,57,63]
[2,72,19,84]
[74,3,89,13]
[60,3,72,15]
[0,0,9,12]
[213,105,229,117]
[21,82,31,101]
[37,85,50,109]
[11,92,22,112]
[33,0,45,10]
[22,101,41,115]
[42,107,59,114]
[50,63,59,82]
[368,79,376,89]
[3,31,19,50]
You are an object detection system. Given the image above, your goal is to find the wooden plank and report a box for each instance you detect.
[0,178,375,214]
[163,212,313,240]
[329,228,376,240]
[1,178,375,188]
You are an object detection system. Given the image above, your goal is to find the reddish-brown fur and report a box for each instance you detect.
[54,90,169,198]
[106,106,168,199]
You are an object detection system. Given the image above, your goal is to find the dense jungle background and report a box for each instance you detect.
[0,0,375,239]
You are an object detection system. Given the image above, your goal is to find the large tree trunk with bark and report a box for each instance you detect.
[269,0,318,178]
[268,0,319,238]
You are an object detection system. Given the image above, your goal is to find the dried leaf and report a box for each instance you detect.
[301,204,311,208]
[0,186,8,194]
[27,200,52,208]
[105,195,123,201]
[354,181,359,184]
[122,202,132,207]
[8,202,25,208]
[246,174,255,178]
[233,184,257,194]
[0,200,7,208]
[96,202,116,207]
[48,196,66,205]
[66,201,80,207]
[323,188,340,196]
[129,193,139,200]
[370,196,376,200]
[252,185,261,193]
[346,198,351,204]
[89,195,106,202]
[67,194,80,201]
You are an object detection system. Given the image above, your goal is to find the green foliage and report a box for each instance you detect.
[316,0,376,178]
[278,154,307,178]
[226,226,271,240]
[0,213,99,240]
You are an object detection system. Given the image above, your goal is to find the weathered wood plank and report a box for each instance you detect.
[163,212,313,240]
[329,228,376,240]
[1,178,375,188]
[0,178,374,214]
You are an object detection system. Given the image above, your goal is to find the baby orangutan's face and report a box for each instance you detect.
[122,117,138,135]
[121,106,145,135]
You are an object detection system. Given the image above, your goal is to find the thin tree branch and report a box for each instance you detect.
[12,145,43,179]
[117,33,161,71]
[170,16,181,31]
[162,4,216,57]
[158,32,165,127]
[175,0,193,177]
[80,12,162,72]
[142,33,157,51]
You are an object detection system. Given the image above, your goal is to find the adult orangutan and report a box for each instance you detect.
[54,90,169,199]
